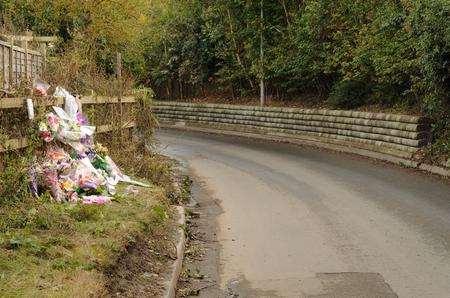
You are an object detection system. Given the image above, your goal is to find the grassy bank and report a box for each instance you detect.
[0,182,177,297]
[0,83,180,296]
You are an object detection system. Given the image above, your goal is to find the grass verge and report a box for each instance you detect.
[0,183,177,297]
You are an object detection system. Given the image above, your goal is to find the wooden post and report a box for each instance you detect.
[8,37,14,91]
[116,52,123,135]
[22,31,32,84]
[2,45,6,90]
[116,52,122,99]
[30,52,34,82]
[39,43,47,74]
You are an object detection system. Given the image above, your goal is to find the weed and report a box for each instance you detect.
[181,224,193,240]
[69,205,102,222]
[82,263,96,271]
[45,236,75,249]
[0,208,28,232]
[181,176,192,203]
[0,153,31,204]
[152,204,168,222]
[52,258,72,271]
[92,226,106,237]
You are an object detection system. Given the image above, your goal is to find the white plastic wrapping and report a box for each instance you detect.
[54,86,79,120]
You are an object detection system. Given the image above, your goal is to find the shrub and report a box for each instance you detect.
[0,154,31,205]
[328,80,371,109]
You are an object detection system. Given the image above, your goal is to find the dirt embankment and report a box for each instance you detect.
[106,207,179,297]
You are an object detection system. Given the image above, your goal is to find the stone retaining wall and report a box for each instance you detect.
[153,101,431,159]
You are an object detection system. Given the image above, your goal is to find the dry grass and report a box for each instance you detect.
[0,183,176,297]
[0,43,172,296]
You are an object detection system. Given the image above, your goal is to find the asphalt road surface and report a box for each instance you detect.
[156,128,450,298]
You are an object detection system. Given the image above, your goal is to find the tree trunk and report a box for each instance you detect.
[179,78,183,100]
[279,0,290,25]
[226,8,255,89]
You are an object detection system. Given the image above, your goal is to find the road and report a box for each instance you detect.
[156,128,450,298]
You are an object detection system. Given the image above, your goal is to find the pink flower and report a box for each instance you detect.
[40,131,53,142]
[34,86,47,96]
[47,114,59,126]
[82,195,111,205]
[69,192,79,203]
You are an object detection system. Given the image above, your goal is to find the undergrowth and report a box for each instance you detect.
[0,98,178,296]
[0,56,179,296]
[0,184,174,297]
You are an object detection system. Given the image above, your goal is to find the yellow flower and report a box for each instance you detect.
[60,180,75,191]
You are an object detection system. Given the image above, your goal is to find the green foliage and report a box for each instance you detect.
[0,154,31,205]
[68,204,102,222]
[151,204,168,222]
[328,80,371,109]
[0,0,156,100]
[1,1,448,156]
[137,0,449,158]
[131,1,445,106]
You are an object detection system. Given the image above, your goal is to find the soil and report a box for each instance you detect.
[176,174,226,297]
[174,169,261,297]
[105,212,178,297]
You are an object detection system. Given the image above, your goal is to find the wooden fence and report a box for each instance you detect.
[0,39,44,92]
[0,96,136,153]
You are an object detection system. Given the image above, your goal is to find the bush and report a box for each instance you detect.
[0,154,31,205]
[328,80,371,109]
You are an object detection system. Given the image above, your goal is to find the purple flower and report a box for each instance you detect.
[86,149,96,160]
[76,113,89,125]
[81,181,98,190]
[77,151,87,159]
[80,135,93,146]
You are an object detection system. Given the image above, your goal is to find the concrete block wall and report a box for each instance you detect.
[153,101,431,159]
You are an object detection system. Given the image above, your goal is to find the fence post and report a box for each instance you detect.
[8,37,14,91]
[116,52,123,134]
[21,31,32,86]
[2,44,6,90]
[39,43,47,74]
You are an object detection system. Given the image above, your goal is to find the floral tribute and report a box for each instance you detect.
[30,88,147,205]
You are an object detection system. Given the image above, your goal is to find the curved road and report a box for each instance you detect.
[157,128,450,298]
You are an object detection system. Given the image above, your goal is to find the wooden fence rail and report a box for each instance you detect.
[0,96,137,152]
[0,95,136,109]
